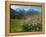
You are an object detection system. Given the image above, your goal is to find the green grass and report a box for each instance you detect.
[10,18,42,33]
[10,19,25,32]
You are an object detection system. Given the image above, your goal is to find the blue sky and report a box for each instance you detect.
[11,5,42,13]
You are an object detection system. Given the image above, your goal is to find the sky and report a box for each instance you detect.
[11,5,42,13]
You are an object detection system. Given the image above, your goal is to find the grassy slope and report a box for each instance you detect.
[10,19,25,32]
[10,15,42,32]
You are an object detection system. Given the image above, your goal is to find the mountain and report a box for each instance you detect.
[16,8,25,15]
[10,8,40,19]
[10,8,24,19]
[25,8,40,16]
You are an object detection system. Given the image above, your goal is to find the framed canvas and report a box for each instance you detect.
[5,1,45,36]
